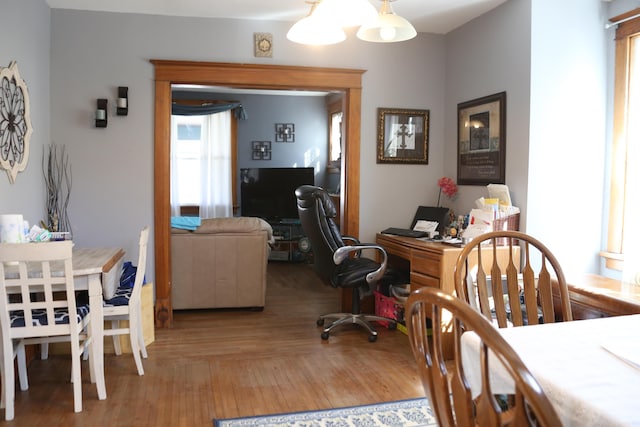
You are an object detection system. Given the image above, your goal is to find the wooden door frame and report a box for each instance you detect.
[151,60,364,327]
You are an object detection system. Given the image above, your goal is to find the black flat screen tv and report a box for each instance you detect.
[240,167,315,222]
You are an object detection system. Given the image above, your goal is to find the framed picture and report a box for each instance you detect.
[275,123,295,142]
[457,92,506,185]
[377,108,429,164]
[252,141,271,160]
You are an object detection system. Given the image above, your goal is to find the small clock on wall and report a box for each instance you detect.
[254,32,273,58]
[0,61,33,184]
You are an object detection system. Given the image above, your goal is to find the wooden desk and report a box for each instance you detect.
[553,274,640,319]
[376,233,517,293]
[376,233,517,358]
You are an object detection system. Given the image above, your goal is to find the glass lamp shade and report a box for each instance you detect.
[356,0,417,43]
[315,0,378,28]
[286,3,346,45]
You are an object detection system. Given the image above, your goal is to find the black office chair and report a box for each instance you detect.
[295,185,402,342]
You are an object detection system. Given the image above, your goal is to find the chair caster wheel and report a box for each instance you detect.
[368,334,377,342]
[316,318,324,327]
[321,332,330,340]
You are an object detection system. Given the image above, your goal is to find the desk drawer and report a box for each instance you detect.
[411,251,441,278]
[411,272,440,289]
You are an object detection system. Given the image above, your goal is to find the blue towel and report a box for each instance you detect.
[171,216,201,231]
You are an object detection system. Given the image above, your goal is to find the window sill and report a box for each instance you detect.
[600,251,624,271]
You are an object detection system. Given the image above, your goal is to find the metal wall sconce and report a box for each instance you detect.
[275,123,295,142]
[116,86,128,116]
[95,99,107,128]
[252,141,271,160]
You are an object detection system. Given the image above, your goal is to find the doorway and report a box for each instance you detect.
[152,60,365,327]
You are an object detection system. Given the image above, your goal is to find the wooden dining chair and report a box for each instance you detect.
[0,241,98,421]
[406,286,563,427]
[101,226,149,375]
[454,231,572,328]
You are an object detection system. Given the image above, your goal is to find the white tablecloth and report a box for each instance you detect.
[461,314,640,427]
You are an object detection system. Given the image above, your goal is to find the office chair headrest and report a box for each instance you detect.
[295,185,337,218]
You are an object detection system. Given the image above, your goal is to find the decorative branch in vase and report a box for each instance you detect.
[42,144,72,236]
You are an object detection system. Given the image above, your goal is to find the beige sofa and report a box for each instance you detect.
[171,217,273,310]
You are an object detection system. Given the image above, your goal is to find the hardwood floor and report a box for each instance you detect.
[7,262,424,426]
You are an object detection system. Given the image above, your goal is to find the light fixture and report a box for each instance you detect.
[286,1,346,46]
[288,0,416,46]
[314,0,378,28]
[357,0,417,43]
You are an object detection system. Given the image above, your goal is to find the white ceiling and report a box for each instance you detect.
[45,0,509,34]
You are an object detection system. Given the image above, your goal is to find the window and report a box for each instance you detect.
[327,99,343,167]
[170,111,234,218]
[604,10,640,282]
[173,117,204,207]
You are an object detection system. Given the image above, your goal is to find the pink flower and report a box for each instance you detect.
[437,177,458,206]
[438,177,458,197]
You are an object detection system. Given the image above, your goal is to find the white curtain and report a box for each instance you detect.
[200,111,232,218]
[622,36,640,285]
[170,111,233,218]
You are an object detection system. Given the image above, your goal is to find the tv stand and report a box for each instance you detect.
[269,220,312,262]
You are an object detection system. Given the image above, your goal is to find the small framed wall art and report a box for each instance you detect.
[275,123,295,142]
[254,33,273,58]
[377,108,429,164]
[252,141,271,160]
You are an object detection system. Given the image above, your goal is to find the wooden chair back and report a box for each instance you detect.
[406,286,563,427]
[454,231,572,327]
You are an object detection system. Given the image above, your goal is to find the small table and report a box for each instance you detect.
[460,315,640,426]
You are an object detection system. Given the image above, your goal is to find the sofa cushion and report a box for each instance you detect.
[172,217,273,242]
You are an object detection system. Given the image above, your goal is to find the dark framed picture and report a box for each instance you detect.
[377,108,429,164]
[457,92,506,185]
[275,123,295,142]
[252,141,271,160]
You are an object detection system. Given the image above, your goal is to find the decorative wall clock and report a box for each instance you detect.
[0,61,32,184]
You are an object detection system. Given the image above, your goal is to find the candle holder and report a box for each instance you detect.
[95,99,107,128]
[116,86,128,116]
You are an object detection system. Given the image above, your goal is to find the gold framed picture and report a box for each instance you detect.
[377,108,429,164]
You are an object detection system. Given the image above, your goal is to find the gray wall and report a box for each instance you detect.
[47,9,446,282]
[1,0,629,283]
[0,0,50,226]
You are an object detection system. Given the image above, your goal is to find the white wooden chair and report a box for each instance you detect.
[101,227,149,375]
[0,241,96,421]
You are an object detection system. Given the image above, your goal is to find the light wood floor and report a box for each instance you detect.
[6,262,425,426]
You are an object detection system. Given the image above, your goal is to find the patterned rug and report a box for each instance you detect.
[213,398,437,427]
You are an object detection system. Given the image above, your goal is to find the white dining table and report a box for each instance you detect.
[460,314,640,427]
[4,246,125,402]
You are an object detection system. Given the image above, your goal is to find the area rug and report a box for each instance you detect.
[213,397,437,427]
